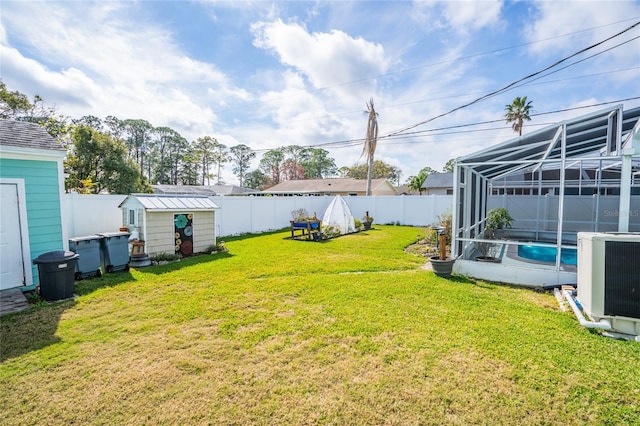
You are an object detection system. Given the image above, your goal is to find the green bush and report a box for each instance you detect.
[150,252,182,262]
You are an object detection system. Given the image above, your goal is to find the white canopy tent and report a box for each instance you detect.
[322,195,357,235]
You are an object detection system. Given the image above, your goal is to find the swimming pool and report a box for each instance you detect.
[517,244,577,266]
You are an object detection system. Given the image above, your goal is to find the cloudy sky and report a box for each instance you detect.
[2,1,639,185]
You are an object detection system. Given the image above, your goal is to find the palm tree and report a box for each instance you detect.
[505,96,532,136]
[362,98,379,196]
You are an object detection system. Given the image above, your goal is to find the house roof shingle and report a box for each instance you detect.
[263,178,394,194]
[152,184,260,196]
[422,172,453,189]
[0,119,65,152]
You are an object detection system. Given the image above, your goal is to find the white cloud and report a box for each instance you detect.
[0,1,246,140]
[251,18,389,90]
[412,0,504,34]
[524,1,640,60]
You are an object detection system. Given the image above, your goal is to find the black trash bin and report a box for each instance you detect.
[33,251,80,301]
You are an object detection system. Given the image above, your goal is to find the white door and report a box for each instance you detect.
[0,183,25,289]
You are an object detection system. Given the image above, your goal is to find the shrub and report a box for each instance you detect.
[203,241,226,254]
[150,252,182,262]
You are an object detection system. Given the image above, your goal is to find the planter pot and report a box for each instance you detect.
[363,221,372,230]
[429,256,456,278]
[475,256,502,263]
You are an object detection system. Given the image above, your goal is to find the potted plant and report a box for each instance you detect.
[475,207,514,262]
[362,211,373,230]
[429,211,456,277]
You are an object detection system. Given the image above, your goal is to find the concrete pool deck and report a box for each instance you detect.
[453,242,577,288]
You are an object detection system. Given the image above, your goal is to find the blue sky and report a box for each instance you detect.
[2,1,639,185]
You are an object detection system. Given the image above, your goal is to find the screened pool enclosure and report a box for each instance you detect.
[452,105,640,286]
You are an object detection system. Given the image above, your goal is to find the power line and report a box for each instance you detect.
[251,96,640,153]
[242,67,639,130]
[215,17,640,115]
[384,20,640,138]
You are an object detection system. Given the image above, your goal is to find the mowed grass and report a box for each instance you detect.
[1,226,639,425]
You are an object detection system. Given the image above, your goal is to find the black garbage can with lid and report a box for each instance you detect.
[33,251,79,301]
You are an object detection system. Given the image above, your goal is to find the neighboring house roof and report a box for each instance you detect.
[152,184,260,196]
[0,119,65,153]
[397,184,420,195]
[119,194,220,211]
[422,173,454,189]
[263,178,397,194]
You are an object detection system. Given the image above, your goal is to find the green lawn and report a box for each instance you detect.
[1,226,639,425]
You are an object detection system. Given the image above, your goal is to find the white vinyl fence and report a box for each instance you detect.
[63,193,453,238]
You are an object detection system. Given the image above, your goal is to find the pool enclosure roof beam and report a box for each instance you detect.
[452,105,640,261]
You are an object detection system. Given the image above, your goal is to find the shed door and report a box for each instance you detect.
[174,213,193,256]
[0,184,25,289]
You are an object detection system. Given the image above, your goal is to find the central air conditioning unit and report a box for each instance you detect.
[577,232,640,336]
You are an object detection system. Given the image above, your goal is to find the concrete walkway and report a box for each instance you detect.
[0,288,29,316]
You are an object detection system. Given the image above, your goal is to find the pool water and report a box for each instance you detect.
[517,244,577,266]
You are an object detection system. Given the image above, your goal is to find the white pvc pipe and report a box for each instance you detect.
[563,290,612,330]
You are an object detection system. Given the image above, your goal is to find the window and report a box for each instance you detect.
[128,209,137,226]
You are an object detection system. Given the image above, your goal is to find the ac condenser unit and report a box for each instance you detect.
[577,232,640,335]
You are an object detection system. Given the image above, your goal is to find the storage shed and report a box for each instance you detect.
[0,119,67,291]
[118,194,219,257]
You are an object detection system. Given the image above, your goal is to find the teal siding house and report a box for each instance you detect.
[0,119,68,290]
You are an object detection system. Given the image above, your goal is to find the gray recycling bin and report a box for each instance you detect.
[69,235,103,280]
[33,251,79,301]
[97,232,130,273]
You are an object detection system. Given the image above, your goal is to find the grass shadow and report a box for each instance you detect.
[0,299,73,362]
[74,270,136,297]
[221,228,289,242]
[445,274,478,285]
[140,251,235,275]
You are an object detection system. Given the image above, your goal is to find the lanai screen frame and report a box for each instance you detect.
[452,105,640,270]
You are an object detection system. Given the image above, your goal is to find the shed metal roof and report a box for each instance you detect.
[119,194,219,211]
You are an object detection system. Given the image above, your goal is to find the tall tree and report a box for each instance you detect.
[244,169,266,189]
[407,167,436,195]
[0,81,69,143]
[194,136,218,185]
[343,160,401,185]
[122,119,154,178]
[229,144,255,187]
[0,80,32,119]
[362,98,379,195]
[65,125,151,194]
[301,148,337,179]
[167,133,189,184]
[104,115,125,139]
[443,158,456,173]
[152,126,183,184]
[178,144,200,185]
[281,145,310,181]
[259,147,285,184]
[211,139,228,185]
[505,96,532,136]
[72,115,103,131]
